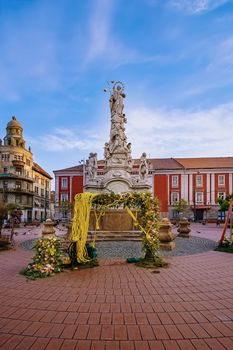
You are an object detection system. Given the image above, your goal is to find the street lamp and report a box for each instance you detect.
[79,159,86,191]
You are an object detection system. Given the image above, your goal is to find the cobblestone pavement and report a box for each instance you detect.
[21,236,217,259]
[0,224,233,350]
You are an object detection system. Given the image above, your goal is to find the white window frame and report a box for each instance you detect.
[61,177,68,189]
[196,175,203,187]
[171,175,178,188]
[60,193,68,202]
[218,175,225,186]
[196,192,203,204]
[171,192,179,204]
[218,192,225,200]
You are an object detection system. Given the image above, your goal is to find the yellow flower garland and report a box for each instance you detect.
[70,192,160,263]
[69,192,97,263]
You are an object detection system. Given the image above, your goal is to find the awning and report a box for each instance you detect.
[190,206,212,210]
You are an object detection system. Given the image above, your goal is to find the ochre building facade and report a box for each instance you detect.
[0,116,52,222]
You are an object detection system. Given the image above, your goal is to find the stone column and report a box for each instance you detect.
[177,217,191,238]
[158,218,176,250]
[42,219,55,238]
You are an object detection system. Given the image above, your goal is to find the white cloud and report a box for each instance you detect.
[31,102,233,161]
[31,126,107,156]
[169,0,231,14]
[85,0,115,62]
[127,103,233,158]
[84,0,165,69]
[207,36,233,71]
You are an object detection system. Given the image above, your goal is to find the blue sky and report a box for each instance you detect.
[1,0,233,184]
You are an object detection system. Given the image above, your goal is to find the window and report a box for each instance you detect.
[41,188,44,196]
[61,177,68,189]
[35,186,39,194]
[171,175,178,188]
[196,175,203,187]
[41,178,45,186]
[15,181,21,190]
[60,193,68,202]
[35,176,39,184]
[15,195,21,204]
[15,167,21,175]
[218,192,225,200]
[1,154,9,162]
[196,192,203,204]
[218,175,225,186]
[171,192,179,204]
[171,210,179,218]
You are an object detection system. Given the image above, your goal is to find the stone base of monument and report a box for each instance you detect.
[159,241,176,251]
[88,210,141,242]
[89,210,136,231]
[88,230,142,242]
[158,218,176,251]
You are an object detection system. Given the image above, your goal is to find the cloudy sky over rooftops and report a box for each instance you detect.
[1,0,233,180]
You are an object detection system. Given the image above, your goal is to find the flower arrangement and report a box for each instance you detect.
[23,237,63,279]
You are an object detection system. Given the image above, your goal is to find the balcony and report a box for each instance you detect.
[12,159,25,167]
[0,172,34,182]
[0,187,34,195]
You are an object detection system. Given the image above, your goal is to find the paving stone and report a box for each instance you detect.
[1,225,233,350]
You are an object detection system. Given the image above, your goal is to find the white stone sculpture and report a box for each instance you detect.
[87,152,97,179]
[105,81,132,168]
[139,152,149,180]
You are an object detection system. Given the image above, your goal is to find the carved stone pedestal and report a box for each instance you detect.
[159,218,176,251]
[42,219,55,238]
[177,217,191,238]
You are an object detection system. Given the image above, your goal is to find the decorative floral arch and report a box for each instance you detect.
[69,192,160,263]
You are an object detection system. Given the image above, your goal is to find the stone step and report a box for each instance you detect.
[92,237,141,242]
[87,230,142,242]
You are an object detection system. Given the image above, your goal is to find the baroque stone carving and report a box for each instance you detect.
[87,152,97,179]
[139,152,149,180]
[85,81,151,194]
[105,82,132,168]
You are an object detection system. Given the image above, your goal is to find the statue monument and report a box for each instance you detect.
[85,81,151,194]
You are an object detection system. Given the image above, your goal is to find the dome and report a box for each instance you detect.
[7,116,23,129]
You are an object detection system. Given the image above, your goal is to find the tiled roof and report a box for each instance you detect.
[53,157,233,174]
[53,165,83,173]
[149,158,184,170]
[175,157,233,169]
[133,158,183,170]
[33,162,53,179]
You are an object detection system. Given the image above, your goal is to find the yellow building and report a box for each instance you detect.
[0,116,52,222]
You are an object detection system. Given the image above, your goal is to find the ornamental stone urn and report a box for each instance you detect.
[177,217,191,238]
[158,218,176,251]
[42,219,55,238]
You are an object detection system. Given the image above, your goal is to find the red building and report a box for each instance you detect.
[54,157,233,222]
